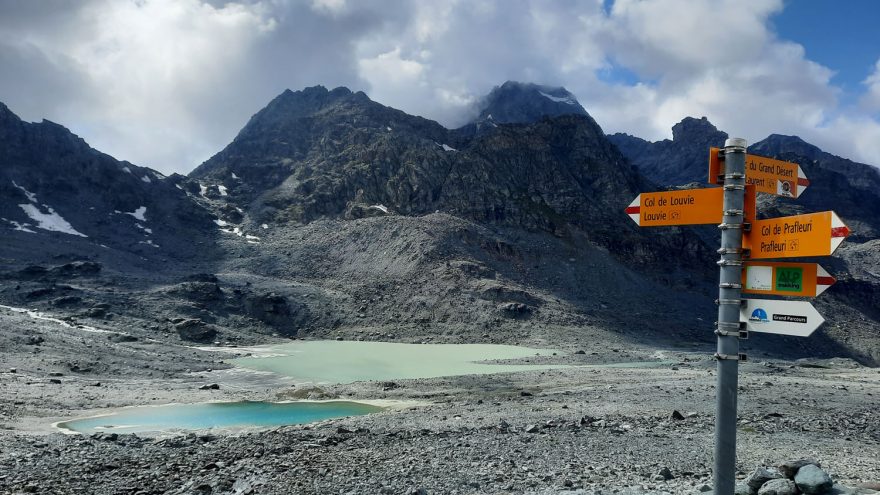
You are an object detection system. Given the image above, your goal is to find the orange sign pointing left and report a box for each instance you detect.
[626,186,755,227]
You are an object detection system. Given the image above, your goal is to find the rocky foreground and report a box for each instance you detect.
[1,303,879,495]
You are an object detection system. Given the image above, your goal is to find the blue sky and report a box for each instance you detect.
[0,0,878,173]
[772,0,880,109]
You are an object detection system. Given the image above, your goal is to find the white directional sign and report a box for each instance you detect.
[740,299,825,337]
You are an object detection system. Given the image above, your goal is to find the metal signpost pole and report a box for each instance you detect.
[714,137,747,494]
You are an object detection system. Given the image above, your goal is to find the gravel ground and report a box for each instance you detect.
[1,306,879,495]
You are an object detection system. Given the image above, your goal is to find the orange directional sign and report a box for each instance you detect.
[709,147,809,198]
[743,211,850,259]
[742,261,836,297]
[626,185,755,227]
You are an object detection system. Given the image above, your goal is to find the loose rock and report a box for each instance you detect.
[747,467,783,491]
[758,478,798,495]
[795,464,833,495]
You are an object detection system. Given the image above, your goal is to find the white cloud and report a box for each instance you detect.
[0,0,878,171]
[0,0,381,173]
[862,58,880,113]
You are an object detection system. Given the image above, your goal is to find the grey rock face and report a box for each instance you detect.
[190,85,713,275]
[608,116,727,187]
[758,478,798,495]
[0,103,216,262]
[795,464,834,494]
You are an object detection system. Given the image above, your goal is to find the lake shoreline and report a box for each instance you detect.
[2,311,877,494]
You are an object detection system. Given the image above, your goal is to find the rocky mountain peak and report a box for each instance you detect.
[671,116,727,143]
[238,85,359,134]
[474,81,590,125]
[0,101,17,123]
[751,133,822,158]
[607,116,728,186]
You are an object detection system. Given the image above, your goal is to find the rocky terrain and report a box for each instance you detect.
[1,81,879,494]
[1,309,879,494]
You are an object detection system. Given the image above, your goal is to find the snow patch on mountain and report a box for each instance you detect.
[18,203,87,237]
[538,91,578,106]
[11,181,37,203]
[126,206,147,222]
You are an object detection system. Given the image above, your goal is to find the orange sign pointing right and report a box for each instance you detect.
[743,211,850,259]
[742,261,836,297]
[709,147,809,198]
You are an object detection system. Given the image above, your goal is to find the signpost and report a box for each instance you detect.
[740,299,825,337]
[743,261,836,297]
[709,147,809,198]
[743,211,850,259]
[626,137,849,495]
[625,186,756,226]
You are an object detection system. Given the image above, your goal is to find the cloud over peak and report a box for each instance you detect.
[0,0,878,173]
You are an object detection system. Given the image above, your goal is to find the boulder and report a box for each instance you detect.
[498,302,533,318]
[758,479,798,495]
[747,467,783,492]
[175,319,218,343]
[734,484,753,495]
[654,466,674,481]
[243,292,307,334]
[779,459,820,479]
[795,464,833,494]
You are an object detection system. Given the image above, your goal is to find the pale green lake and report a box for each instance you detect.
[57,342,670,434]
[58,401,383,435]
[233,340,570,383]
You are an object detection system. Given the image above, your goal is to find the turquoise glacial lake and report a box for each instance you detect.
[233,340,569,383]
[58,400,383,435]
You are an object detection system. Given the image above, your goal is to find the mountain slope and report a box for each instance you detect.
[0,102,216,261]
[190,85,713,272]
[2,89,877,364]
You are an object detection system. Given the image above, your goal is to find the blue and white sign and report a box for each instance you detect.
[740,299,825,337]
